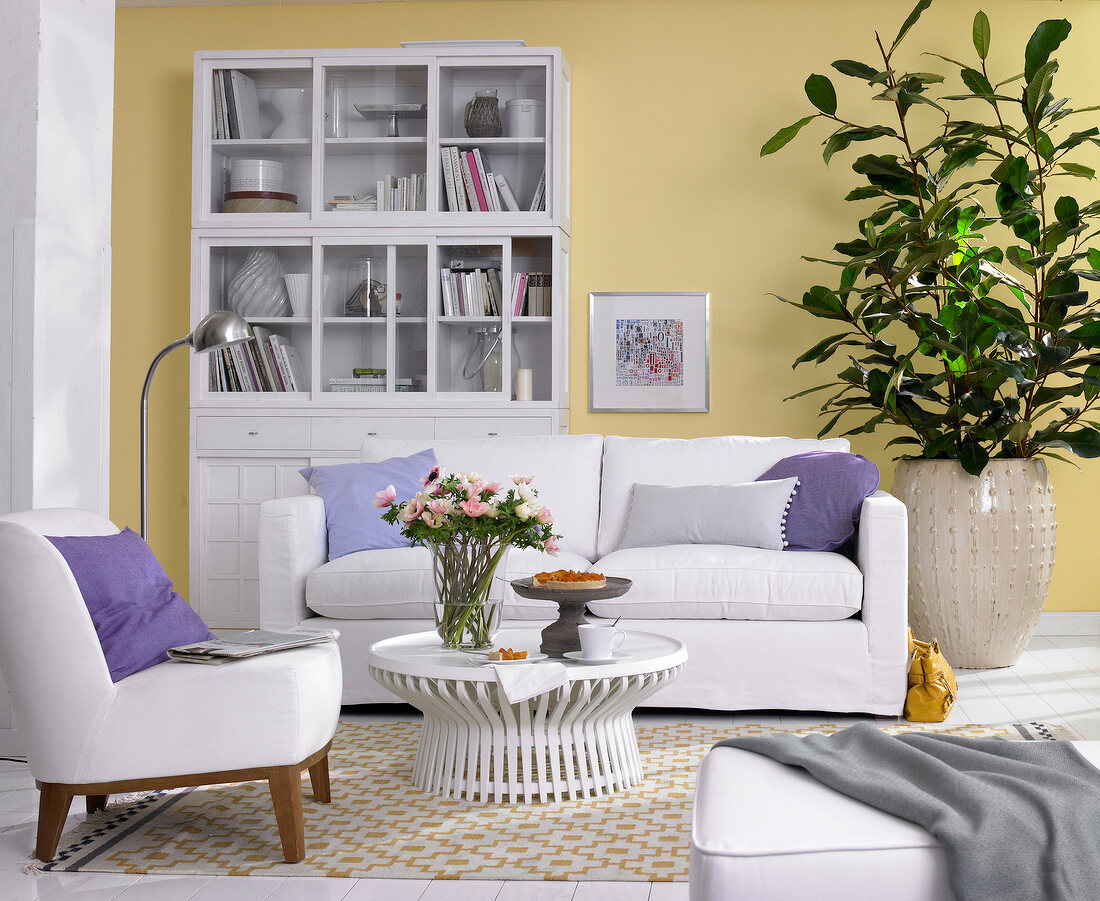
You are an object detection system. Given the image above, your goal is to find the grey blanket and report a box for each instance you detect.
[716,723,1100,901]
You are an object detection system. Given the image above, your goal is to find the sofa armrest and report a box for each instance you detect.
[855,489,909,714]
[259,495,327,632]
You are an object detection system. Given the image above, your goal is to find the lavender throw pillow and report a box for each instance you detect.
[300,448,438,560]
[47,528,214,682]
[757,451,880,552]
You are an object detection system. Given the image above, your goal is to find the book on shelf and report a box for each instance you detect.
[448,147,469,211]
[471,149,495,211]
[168,628,339,665]
[250,326,284,390]
[375,173,425,212]
[222,69,240,139]
[465,151,489,211]
[485,169,503,212]
[529,168,546,212]
[510,271,529,316]
[440,147,460,212]
[228,69,262,139]
[440,266,503,316]
[494,173,520,211]
[327,194,378,212]
[507,271,552,316]
[212,70,227,140]
[212,330,306,392]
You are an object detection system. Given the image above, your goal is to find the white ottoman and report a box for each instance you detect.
[690,739,1100,901]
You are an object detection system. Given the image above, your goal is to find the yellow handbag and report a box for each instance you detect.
[904,628,958,722]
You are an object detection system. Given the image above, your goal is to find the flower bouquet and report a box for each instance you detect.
[375,468,560,649]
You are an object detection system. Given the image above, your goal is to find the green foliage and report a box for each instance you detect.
[761,0,1100,475]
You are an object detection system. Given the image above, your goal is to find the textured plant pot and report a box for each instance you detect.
[892,459,1056,668]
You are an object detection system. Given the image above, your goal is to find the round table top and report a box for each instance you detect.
[366,628,688,682]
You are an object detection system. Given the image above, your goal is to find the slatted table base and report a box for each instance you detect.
[369,665,684,802]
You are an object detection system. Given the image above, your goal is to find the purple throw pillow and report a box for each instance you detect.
[757,451,880,552]
[300,448,438,560]
[46,528,214,682]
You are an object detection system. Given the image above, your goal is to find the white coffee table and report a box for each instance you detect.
[366,629,687,803]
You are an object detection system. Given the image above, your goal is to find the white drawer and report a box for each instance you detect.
[196,416,310,451]
[311,417,435,451]
[434,417,553,439]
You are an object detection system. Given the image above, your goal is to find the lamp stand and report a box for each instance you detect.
[140,337,189,541]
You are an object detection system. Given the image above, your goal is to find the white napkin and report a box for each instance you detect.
[488,661,570,704]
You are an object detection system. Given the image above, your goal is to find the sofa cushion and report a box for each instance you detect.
[587,545,862,621]
[620,479,799,551]
[299,448,438,560]
[597,435,850,558]
[758,451,880,552]
[306,545,589,621]
[358,435,604,561]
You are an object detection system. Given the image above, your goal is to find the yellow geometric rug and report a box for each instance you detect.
[41,719,1069,881]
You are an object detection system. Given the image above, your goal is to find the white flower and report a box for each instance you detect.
[510,473,533,485]
[517,483,536,503]
[514,501,535,521]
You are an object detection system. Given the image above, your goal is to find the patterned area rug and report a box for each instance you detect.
[40,719,1070,880]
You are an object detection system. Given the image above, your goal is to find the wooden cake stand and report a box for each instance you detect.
[510,577,633,658]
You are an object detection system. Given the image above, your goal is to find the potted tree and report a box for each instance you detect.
[763,0,1100,666]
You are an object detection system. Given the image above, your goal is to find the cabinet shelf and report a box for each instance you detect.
[212,138,311,157]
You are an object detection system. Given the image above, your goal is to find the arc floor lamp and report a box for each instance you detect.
[140,310,253,539]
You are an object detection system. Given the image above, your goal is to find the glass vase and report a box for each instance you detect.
[429,539,510,649]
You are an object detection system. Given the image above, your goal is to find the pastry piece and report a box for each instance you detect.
[532,569,607,590]
[490,647,528,661]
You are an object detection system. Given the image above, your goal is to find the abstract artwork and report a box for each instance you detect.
[615,319,684,386]
[590,292,709,412]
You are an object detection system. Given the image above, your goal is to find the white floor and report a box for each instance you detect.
[3,633,1100,900]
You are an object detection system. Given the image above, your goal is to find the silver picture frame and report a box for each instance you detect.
[589,291,710,412]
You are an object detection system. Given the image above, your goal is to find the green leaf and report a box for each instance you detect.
[993,156,1030,196]
[832,59,878,81]
[973,10,991,60]
[1024,19,1071,84]
[1088,248,1100,270]
[960,67,994,97]
[892,0,933,52]
[1058,162,1096,179]
[959,442,990,476]
[1026,59,1058,117]
[805,74,837,115]
[1038,427,1100,458]
[761,116,817,157]
[1055,196,1080,226]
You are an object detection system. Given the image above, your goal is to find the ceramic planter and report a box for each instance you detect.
[891,458,1056,668]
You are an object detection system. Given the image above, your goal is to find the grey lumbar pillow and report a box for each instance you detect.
[619,478,799,551]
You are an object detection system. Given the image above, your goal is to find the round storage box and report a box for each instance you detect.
[229,158,285,193]
[224,191,297,214]
[504,98,545,138]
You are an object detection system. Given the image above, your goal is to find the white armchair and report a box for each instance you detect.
[0,509,342,863]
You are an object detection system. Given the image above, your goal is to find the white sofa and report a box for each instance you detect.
[259,434,908,714]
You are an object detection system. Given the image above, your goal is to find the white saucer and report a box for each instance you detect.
[563,651,632,665]
[481,652,549,666]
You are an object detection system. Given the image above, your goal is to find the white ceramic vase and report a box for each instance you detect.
[269,88,311,139]
[226,248,291,318]
[892,458,1056,669]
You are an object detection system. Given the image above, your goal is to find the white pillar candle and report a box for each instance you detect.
[516,368,533,402]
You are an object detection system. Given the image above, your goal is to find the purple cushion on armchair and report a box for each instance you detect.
[757,451,880,552]
[46,528,215,682]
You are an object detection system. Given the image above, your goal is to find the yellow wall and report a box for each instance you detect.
[112,0,1100,611]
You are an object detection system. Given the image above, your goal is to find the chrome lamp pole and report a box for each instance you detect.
[140,310,254,540]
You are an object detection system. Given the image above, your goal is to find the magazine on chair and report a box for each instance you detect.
[168,628,339,665]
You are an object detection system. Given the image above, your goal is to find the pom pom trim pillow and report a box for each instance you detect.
[619,479,800,551]
[46,528,214,682]
[300,447,438,560]
[756,451,880,552]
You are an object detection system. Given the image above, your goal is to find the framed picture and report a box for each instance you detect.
[589,291,710,412]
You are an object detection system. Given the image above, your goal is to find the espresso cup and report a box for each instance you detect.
[578,623,626,659]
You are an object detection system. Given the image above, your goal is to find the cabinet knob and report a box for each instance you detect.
[248,431,259,437]
[366,431,378,437]
[487,431,499,437]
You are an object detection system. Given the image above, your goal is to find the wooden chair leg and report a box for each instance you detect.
[308,754,331,804]
[86,794,109,815]
[35,784,75,861]
[268,765,305,863]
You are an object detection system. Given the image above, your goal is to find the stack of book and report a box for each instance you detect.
[326,194,378,212]
[211,69,263,140]
[508,271,552,316]
[440,267,504,317]
[377,173,426,212]
[441,147,544,213]
[327,369,416,393]
[209,326,305,391]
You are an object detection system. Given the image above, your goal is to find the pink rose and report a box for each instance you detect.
[372,485,397,508]
[536,506,553,525]
[543,536,561,556]
[460,498,491,517]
